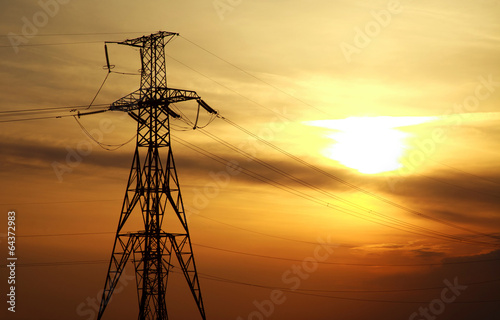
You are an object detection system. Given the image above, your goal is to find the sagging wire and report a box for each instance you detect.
[170,103,194,125]
[169,102,211,131]
[195,112,218,129]
[169,100,219,131]
[171,123,194,131]
[73,116,136,151]
[190,104,218,129]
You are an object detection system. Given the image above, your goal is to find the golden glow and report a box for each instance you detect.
[306,116,437,174]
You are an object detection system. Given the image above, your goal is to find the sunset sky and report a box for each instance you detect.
[1,0,500,319]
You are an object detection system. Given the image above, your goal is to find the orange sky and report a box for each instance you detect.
[1,1,500,319]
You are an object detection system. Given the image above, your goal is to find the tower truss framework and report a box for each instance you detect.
[97,31,211,320]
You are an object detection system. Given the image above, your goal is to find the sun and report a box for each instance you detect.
[323,127,407,174]
[306,116,436,174]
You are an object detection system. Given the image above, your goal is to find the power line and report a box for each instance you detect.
[0,104,108,114]
[0,198,346,248]
[432,160,500,186]
[0,32,158,48]
[201,273,500,303]
[195,127,497,247]
[0,113,75,123]
[0,31,154,38]
[172,36,500,244]
[166,54,290,121]
[215,280,500,304]
[10,230,500,267]
[419,173,500,199]
[193,213,346,247]
[3,35,499,247]
[0,199,119,206]
[195,243,500,267]
[73,116,136,151]
[2,260,108,267]
[2,123,497,249]
[0,65,110,124]
[0,106,109,122]
[220,117,500,244]
[2,258,499,303]
[86,72,110,110]
[180,35,332,117]
[17,231,115,238]
[4,35,495,246]
[4,31,498,311]
[6,196,498,262]
[174,134,499,248]
[168,44,500,247]
[0,40,103,48]
[0,197,348,247]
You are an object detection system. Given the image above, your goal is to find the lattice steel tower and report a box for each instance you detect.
[96,31,215,320]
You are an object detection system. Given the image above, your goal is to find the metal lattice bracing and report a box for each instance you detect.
[96,31,207,320]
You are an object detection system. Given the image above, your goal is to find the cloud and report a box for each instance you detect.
[442,248,500,264]
[351,239,449,256]
[386,169,500,220]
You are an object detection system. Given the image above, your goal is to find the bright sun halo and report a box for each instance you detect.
[306,116,436,174]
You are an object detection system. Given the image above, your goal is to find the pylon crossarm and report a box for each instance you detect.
[108,89,143,111]
[109,88,201,113]
[114,31,179,48]
[160,88,200,102]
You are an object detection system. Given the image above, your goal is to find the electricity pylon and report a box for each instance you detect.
[94,31,216,320]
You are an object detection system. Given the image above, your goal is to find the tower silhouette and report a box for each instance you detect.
[96,31,215,320]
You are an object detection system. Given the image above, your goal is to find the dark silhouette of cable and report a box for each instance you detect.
[73,116,136,151]
[0,104,108,114]
[0,199,119,206]
[220,117,500,243]
[86,72,110,109]
[0,114,75,123]
[13,229,500,267]
[166,40,500,246]
[201,273,500,303]
[174,135,499,247]
[194,243,500,267]
[419,173,500,199]
[0,31,154,38]
[196,128,498,247]
[4,258,499,302]
[166,54,290,120]
[165,38,499,244]
[0,40,103,48]
[17,231,115,238]
[0,32,158,48]
[180,35,332,117]
[432,160,500,186]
